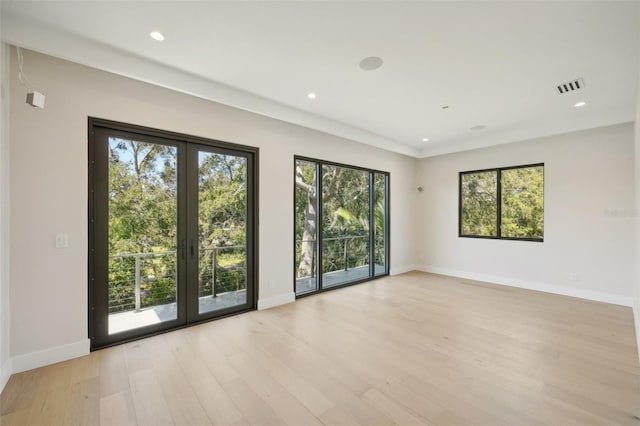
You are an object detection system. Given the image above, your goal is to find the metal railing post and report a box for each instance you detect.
[344,238,349,271]
[312,242,316,279]
[134,255,141,312]
[212,248,217,298]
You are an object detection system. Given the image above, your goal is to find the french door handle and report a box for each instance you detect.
[190,239,195,259]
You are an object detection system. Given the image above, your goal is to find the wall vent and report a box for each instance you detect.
[556,78,585,94]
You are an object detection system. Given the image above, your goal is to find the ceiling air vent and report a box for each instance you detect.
[556,78,585,94]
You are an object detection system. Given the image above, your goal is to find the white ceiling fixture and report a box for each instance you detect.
[149,31,164,41]
[1,1,637,158]
[307,92,317,100]
[574,101,586,108]
[359,56,383,71]
[470,125,486,131]
[422,138,429,142]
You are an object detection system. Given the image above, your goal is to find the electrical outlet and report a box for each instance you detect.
[569,272,578,282]
[268,280,275,289]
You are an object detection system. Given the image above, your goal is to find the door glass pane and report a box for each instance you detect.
[374,173,387,276]
[107,138,178,334]
[198,152,248,314]
[322,165,370,288]
[295,160,318,295]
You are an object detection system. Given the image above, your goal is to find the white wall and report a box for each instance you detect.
[634,34,640,360]
[417,124,636,306]
[0,43,11,392]
[7,49,417,371]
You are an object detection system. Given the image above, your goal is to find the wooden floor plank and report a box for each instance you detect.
[99,390,136,426]
[62,377,100,426]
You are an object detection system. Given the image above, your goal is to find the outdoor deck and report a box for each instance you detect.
[108,290,246,334]
[296,264,386,294]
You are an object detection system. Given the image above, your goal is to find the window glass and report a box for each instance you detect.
[459,164,544,241]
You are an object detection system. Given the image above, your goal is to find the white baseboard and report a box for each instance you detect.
[0,356,11,394]
[258,292,295,310]
[11,339,90,374]
[389,264,419,276]
[418,265,634,307]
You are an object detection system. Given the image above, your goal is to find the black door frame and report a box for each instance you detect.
[88,118,259,350]
[293,156,390,297]
[184,142,258,323]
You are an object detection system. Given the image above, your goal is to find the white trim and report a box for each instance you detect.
[0,357,11,394]
[418,265,634,307]
[389,264,419,276]
[634,300,640,364]
[0,16,419,158]
[0,42,11,397]
[258,292,295,310]
[11,339,90,374]
[418,114,634,158]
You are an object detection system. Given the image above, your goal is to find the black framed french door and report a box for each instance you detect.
[89,118,258,349]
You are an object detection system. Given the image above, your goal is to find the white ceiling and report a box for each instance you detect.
[2,1,638,158]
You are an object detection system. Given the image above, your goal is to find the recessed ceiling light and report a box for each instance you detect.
[574,101,586,108]
[422,138,430,142]
[470,125,486,131]
[307,92,317,100]
[150,31,165,41]
[359,56,384,71]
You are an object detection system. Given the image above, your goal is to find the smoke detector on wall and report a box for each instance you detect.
[556,78,585,94]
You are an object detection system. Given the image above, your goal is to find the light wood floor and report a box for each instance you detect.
[2,272,640,426]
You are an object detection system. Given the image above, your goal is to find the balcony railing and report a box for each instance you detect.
[108,245,246,314]
[323,234,369,273]
[109,251,176,314]
[296,235,369,280]
[199,245,246,298]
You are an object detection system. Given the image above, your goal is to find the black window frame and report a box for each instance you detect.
[458,163,544,242]
[293,155,390,297]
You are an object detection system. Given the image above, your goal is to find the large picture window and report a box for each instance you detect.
[294,157,389,296]
[459,163,544,241]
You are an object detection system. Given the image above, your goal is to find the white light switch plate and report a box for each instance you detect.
[55,234,69,248]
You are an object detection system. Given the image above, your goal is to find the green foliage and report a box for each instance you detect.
[461,171,498,236]
[197,153,247,296]
[460,166,544,239]
[294,160,318,279]
[321,165,369,238]
[294,161,387,279]
[107,138,248,313]
[373,173,387,266]
[501,166,544,238]
[108,139,178,255]
[197,153,246,248]
[321,165,370,274]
